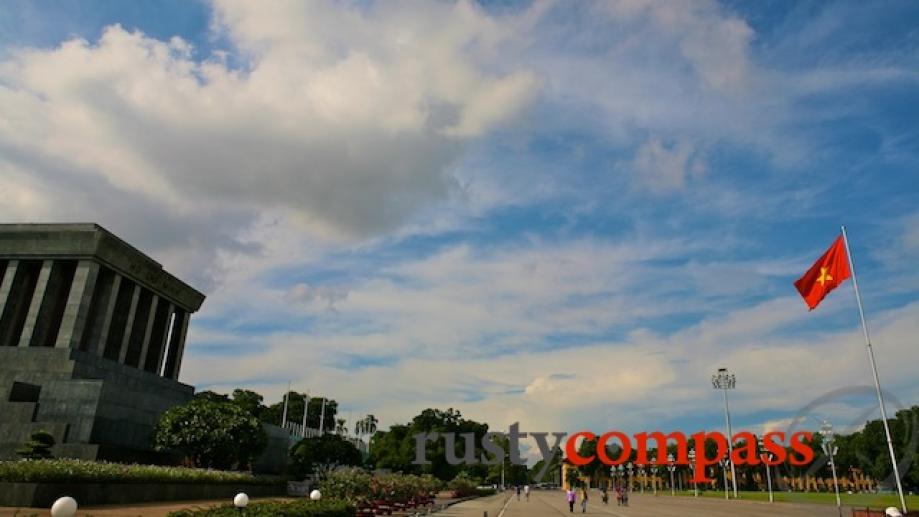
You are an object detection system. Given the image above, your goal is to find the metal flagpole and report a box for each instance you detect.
[281,381,291,429]
[840,226,907,514]
[319,397,327,437]
[301,392,310,437]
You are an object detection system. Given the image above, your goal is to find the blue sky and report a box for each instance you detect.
[1,0,918,449]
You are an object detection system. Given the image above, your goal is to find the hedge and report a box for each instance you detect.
[0,459,285,485]
[317,468,441,506]
[168,499,355,516]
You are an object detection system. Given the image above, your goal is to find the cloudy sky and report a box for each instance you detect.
[2,0,918,444]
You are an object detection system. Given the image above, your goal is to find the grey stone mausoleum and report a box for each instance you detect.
[0,223,205,461]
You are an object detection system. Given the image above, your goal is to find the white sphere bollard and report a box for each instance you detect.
[310,489,322,501]
[885,507,903,517]
[50,496,78,517]
[234,492,249,508]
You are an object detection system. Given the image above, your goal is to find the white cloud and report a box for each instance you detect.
[601,0,754,93]
[287,283,349,311]
[182,230,919,435]
[0,1,540,274]
[628,137,705,193]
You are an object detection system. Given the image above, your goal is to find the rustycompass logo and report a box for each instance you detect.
[412,423,816,483]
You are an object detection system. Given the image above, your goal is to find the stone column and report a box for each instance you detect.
[153,302,174,376]
[165,311,189,379]
[0,260,18,322]
[55,260,100,349]
[92,274,122,356]
[18,260,53,347]
[136,295,160,371]
[117,283,141,364]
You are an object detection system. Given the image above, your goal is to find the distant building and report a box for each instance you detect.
[0,223,204,462]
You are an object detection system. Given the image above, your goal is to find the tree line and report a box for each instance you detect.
[571,405,919,491]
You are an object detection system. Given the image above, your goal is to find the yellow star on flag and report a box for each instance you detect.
[817,267,833,286]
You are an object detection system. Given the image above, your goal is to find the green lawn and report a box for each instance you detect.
[664,489,918,508]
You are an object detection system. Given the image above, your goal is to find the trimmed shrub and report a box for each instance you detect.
[447,472,481,498]
[317,468,441,506]
[168,499,354,516]
[0,459,284,485]
[16,430,55,459]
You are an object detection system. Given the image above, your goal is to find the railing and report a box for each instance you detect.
[282,421,368,453]
[282,421,321,439]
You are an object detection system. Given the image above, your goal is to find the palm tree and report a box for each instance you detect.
[365,414,378,435]
[354,414,378,439]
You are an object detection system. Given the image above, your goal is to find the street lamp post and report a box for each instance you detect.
[758,438,774,503]
[688,449,699,497]
[712,367,738,498]
[721,457,731,500]
[651,458,658,496]
[638,463,645,494]
[500,449,505,491]
[667,453,676,496]
[820,421,842,517]
[627,462,634,493]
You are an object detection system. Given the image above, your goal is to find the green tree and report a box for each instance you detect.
[368,424,414,472]
[290,434,363,479]
[368,408,490,482]
[896,406,919,491]
[531,447,562,484]
[16,430,55,459]
[231,389,266,419]
[194,390,231,403]
[570,434,623,485]
[152,398,267,470]
[483,433,527,486]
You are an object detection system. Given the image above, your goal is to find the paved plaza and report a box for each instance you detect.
[440,489,844,517]
[0,490,877,517]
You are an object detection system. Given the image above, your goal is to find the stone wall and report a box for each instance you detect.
[0,342,193,462]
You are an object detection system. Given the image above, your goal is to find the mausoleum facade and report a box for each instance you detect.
[0,223,205,461]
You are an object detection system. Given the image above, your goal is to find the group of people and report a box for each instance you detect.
[564,486,587,512]
[565,484,630,513]
[514,484,530,501]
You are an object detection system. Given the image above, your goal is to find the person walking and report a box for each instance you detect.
[524,484,530,501]
[566,487,577,513]
[516,485,521,501]
[580,486,589,513]
[615,484,623,506]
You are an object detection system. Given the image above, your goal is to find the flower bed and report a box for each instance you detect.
[168,498,354,516]
[0,459,284,485]
[318,468,441,515]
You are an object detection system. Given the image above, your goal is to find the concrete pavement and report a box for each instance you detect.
[0,489,846,517]
[442,488,842,517]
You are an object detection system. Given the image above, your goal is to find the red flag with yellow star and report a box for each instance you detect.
[794,235,852,310]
